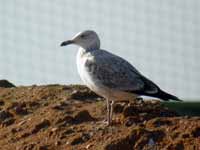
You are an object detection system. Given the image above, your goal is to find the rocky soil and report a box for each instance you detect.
[0,80,199,150]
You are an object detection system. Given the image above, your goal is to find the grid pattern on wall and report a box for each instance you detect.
[0,0,199,99]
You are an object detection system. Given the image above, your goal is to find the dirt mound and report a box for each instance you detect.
[0,84,199,150]
[0,80,15,88]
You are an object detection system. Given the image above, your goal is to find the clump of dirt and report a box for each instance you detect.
[191,127,200,138]
[0,110,15,127]
[74,110,95,123]
[0,82,199,150]
[31,119,51,134]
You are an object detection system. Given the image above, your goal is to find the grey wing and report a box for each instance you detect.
[86,50,150,92]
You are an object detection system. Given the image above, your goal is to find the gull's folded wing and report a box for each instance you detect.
[85,49,158,94]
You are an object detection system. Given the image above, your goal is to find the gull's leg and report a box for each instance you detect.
[106,99,111,125]
[109,100,114,125]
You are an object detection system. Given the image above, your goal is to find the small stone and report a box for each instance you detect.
[70,133,90,146]
[86,143,93,149]
[148,138,155,146]
[63,129,74,135]
[52,104,63,110]
[125,117,137,126]
[113,103,125,113]
[97,97,103,101]
[11,128,17,133]
[70,89,99,100]
[82,133,91,141]
[123,105,137,117]
[28,101,40,107]
[55,141,61,146]
[20,132,30,138]
[191,127,200,137]
[56,115,74,126]
[14,105,28,115]
[52,101,68,110]
[181,133,190,138]
[32,119,50,134]
[17,120,26,126]
[0,110,13,122]
[151,118,172,127]
[70,90,84,99]
[0,100,5,106]
[74,110,94,124]
[22,143,36,150]
[70,135,84,145]
[60,101,68,106]
[39,145,48,150]
[1,118,15,127]
[49,127,58,136]
[66,141,70,145]
[51,127,58,132]
[11,128,22,134]
[167,141,184,150]
[104,136,131,150]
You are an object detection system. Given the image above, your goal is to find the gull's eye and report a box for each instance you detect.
[80,34,87,39]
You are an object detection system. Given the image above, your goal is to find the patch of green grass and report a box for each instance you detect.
[161,101,200,116]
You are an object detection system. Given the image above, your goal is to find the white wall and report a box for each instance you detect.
[0,0,200,99]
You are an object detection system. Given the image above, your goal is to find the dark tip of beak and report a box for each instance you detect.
[60,40,74,46]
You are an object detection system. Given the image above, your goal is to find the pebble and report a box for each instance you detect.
[0,110,13,122]
[39,145,48,150]
[1,118,15,127]
[0,100,5,106]
[123,105,137,117]
[148,138,155,146]
[70,135,84,145]
[74,110,94,124]
[14,105,28,115]
[191,127,200,137]
[86,143,93,149]
[51,127,58,132]
[31,119,50,134]
[17,120,26,126]
[113,103,125,113]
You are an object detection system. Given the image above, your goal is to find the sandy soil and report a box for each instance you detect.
[0,81,199,150]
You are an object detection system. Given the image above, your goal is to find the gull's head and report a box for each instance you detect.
[60,30,100,51]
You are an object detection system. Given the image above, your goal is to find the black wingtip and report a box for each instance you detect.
[158,90,182,102]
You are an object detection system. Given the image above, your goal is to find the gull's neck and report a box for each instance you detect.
[78,47,98,57]
[79,44,100,53]
[78,37,100,52]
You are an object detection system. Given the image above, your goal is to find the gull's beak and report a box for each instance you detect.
[60,40,74,47]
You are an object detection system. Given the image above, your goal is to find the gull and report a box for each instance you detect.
[60,30,181,125]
